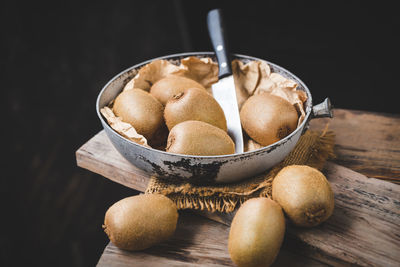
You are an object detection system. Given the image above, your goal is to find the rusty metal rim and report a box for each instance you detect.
[96,52,313,159]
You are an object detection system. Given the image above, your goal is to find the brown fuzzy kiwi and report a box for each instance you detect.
[113,89,164,141]
[164,87,227,131]
[166,120,234,156]
[150,75,206,105]
[103,194,178,251]
[228,198,285,267]
[240,93,298,146]
[272,165,334,227]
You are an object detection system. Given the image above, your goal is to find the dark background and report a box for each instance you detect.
[2,0,399,266]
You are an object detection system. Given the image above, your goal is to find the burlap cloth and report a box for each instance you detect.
[146,129,335,213]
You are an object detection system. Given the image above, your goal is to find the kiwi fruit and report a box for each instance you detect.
[166,120,234,156]
[150,75,207,105]
[113,89,164,141]
[272,165,334,227]
[228,198,285,267]
[240,93,298,146]
[164,87,227,131]
[103,194,178,251]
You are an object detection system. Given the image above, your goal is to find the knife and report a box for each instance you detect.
[207,9,244,153]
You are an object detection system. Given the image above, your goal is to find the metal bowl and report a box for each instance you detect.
[97,52,332,184]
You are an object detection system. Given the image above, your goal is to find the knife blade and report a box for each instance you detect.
[212,76,244,153]
[207,9,244,153]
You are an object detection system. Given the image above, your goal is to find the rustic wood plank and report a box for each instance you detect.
[289,162,400,266]
[309,109,400,182]
[76,131,150,192]
[97,212,326,267]
[97,212,232,267]
[76,108,400,266]
[96,163,400,267]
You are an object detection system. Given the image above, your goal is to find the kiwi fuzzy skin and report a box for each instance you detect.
[240,93,298,146]
[272,165,335,227]
[166,120,234,156]
[113,89,164,141]
[228,198,285,267]
[164,87,227,131]
[150,75,206,105]
[103,194,178,251]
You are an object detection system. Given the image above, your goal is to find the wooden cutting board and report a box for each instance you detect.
[76,109,400,266]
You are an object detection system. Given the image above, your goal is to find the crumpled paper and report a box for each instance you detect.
[100,56,307,151]
[122,57,218,92]
[232,60,307,122]
[101,106,149,147]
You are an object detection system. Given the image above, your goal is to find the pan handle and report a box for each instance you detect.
[312,98,333,118]
[301,97,333,134]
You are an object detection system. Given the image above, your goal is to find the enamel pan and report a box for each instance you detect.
[96,52,332,184]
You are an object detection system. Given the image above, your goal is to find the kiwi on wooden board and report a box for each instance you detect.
[150,75,206,105]
[228,198,285,267]
[164,87,227,131]
[103,194,178,251]
[272,165,335,227]
[113,89,164,141]
[240,93,298,146]
[166,120,234,156]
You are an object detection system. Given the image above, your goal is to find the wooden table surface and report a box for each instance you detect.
[76,109,400,266]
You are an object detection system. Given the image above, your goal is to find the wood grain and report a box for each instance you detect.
[76,132,150,192]
[309,109,400,183]
[76,108,400,266]
[288,162,400,266]
[97,212,326,267]
[94,162,400,267]
[97,213,233,267]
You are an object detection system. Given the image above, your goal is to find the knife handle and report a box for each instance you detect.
[207,9,232,79]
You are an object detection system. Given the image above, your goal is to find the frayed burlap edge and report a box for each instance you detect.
[146,129,335,213]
